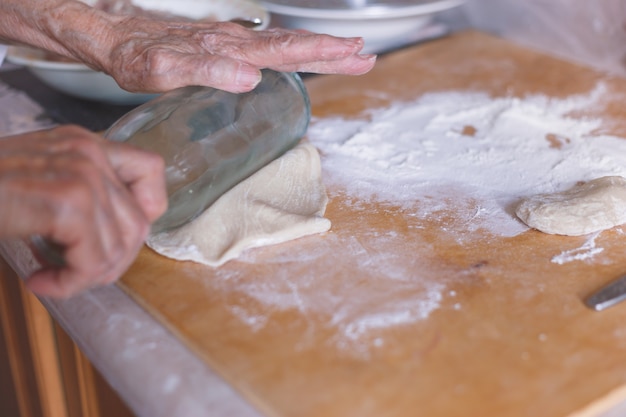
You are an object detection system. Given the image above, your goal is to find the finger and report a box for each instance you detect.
[103,141,168,222]
[209,30,371,68]
[26,269,86,298]
[120,48,374,94]
[41,129,154,254]
[26,229,142,298]
[0,151,114,240]
[269,53,377,75]
[37,126,119,176]
[15,174,122,297]
[25,177,149,298]
[13,153,144,297]
[49,162,151,288]
[25,267,102,298]
[109,24,376,93]
[50,129,163,228]
[120,49,263,93]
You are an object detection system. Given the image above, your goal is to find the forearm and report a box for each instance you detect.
[0,0,119,70]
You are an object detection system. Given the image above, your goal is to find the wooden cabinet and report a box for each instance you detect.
[0,257,135,417]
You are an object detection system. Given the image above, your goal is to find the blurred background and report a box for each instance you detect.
[442,0,626,78]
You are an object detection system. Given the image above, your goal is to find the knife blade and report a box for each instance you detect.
[585,275,626,311]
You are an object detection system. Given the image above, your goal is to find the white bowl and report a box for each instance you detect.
[128,0,269,24]
[6,0,270,105]
[260,0,465,54]
[7,47,158,105]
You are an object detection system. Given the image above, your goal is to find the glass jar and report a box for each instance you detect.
[105,70,311,233]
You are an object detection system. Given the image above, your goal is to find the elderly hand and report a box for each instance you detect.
[0,126,167,298]
[104,21,376,93]
[0,0,376,93]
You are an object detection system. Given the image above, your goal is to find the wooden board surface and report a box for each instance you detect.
[120,31,626,417]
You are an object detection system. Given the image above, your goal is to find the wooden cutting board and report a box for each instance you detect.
[119,31,626,417]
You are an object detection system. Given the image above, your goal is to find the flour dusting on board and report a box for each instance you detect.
[551,232,604,265]
[209,229,451,357]
[308,83,626,238]
[210,84,626,356]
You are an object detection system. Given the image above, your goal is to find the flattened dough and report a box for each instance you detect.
[515,176,626,236]
[147,143,331,266]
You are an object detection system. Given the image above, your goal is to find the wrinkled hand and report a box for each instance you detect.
[101,20,376,93]
[36,0,377,93]
[1,0,376,93]
[0,125,167,298]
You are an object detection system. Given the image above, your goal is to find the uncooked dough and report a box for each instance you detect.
[147,143,331,266]
[515,176,626,236]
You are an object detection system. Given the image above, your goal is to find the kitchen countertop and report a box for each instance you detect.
[4,31,626,417]
[0,242,263,417]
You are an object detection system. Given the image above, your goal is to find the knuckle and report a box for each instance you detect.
[64,160,102,191]
[58,132,104,160]
[201,32,244,55]
[135,48,174,91]
[143,47,166,71]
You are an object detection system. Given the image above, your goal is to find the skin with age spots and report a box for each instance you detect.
[0,0,376,93]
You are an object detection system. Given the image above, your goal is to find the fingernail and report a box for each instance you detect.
[235,65,262,90]
[359,54,377,61]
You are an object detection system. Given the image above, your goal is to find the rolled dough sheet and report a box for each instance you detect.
[146,143,331,266]
[515,176,626,236]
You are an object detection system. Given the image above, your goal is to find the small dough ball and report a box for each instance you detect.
[515,176,626,236]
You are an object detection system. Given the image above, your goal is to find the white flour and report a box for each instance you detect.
[214,83,626,355]
[551,232,605,265]
[308,83,626,237]
[208,231,450,357]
